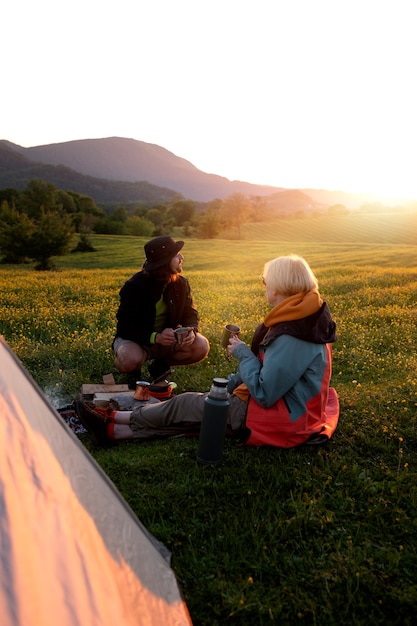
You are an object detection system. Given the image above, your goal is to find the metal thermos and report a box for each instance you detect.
[197,377,230,465]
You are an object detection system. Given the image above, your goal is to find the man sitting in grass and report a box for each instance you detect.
[79,254,339,449]
[112,235,210,388]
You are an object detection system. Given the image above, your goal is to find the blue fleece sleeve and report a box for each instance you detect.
[233,336,322,408]
[226,371,243,392]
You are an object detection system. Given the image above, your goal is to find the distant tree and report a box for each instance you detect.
[146,205,175,235]
[204,199,224,221]
[0,179,74,270]
[93,217,128,235]
[195,208,222,238]
[222,193,250,237]
[17,179,57,218]
[56,190,77,213]
[0,187,19,208]
[125,215,154,237]
[111,206,129,223]
[71,230,96,253]
[71,193,103,216]
[27,209,74,270]
[182,221,193,236]
[170,199,196,226]
[12,178,103,230]
[249,195,271,222]
[0,202,34,264]
[132,206,149,218]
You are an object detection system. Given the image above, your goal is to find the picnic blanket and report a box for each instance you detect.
[57,404,86,435]
[57,395,162,436]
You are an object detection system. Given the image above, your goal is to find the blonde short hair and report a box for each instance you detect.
[263,255,318,297]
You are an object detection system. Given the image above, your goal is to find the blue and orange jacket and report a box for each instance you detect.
[227,291,339,448]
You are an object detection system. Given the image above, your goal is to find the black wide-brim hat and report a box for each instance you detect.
[143,236,184,271]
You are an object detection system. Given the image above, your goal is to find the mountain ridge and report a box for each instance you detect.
[0,141,179,204]
[0,137,410,208]
[1,137,284,203]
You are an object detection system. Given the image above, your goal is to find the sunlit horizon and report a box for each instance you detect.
[4,132,415,204]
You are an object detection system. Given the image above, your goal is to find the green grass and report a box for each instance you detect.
[1,211,417,624]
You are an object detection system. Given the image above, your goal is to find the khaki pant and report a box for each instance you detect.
[129,392,247,440]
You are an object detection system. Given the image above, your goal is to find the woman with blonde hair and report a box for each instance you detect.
[228,254,339,447]
[76,255,339,449]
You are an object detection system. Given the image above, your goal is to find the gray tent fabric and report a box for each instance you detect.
[0,336,192,626]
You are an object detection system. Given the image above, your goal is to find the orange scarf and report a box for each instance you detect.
[233,289,322,402]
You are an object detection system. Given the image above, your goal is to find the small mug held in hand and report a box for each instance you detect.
[221,323,241,348]
[174,327,190,344]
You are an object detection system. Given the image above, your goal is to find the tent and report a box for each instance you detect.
[0,336,192,625]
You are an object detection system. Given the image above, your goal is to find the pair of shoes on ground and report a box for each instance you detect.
[75,400,112,448]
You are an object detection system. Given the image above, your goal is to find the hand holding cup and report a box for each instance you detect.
[227,334,245,359]
[174,326,194,346]
[221,324,241,348]
[156,328,176,345]
[221,323,241,359]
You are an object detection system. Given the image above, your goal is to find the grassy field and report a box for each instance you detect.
[1,211,417,624]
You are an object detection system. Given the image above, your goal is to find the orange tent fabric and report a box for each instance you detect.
[0,336,192,626]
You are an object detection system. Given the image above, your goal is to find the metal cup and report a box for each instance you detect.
[174,327,189,344]
[133,381,150,401]
[221,323,241,348]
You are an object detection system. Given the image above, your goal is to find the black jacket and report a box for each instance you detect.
[115,271,200,346]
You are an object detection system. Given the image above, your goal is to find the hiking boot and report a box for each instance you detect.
[75,400,112,448]
[126,369,142,390]
[148,359,171,384]
[93,404,116,420]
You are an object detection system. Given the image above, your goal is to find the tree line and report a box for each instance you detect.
[3,177,409,271]
[0,179,279,269]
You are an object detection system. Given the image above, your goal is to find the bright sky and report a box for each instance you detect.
[2,0,416,200]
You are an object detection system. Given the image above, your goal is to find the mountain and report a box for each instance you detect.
[0,141,182,205]
[0,137,408,209]
[1,137,283,203]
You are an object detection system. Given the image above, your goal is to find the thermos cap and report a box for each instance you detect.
[212,377,228,387]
